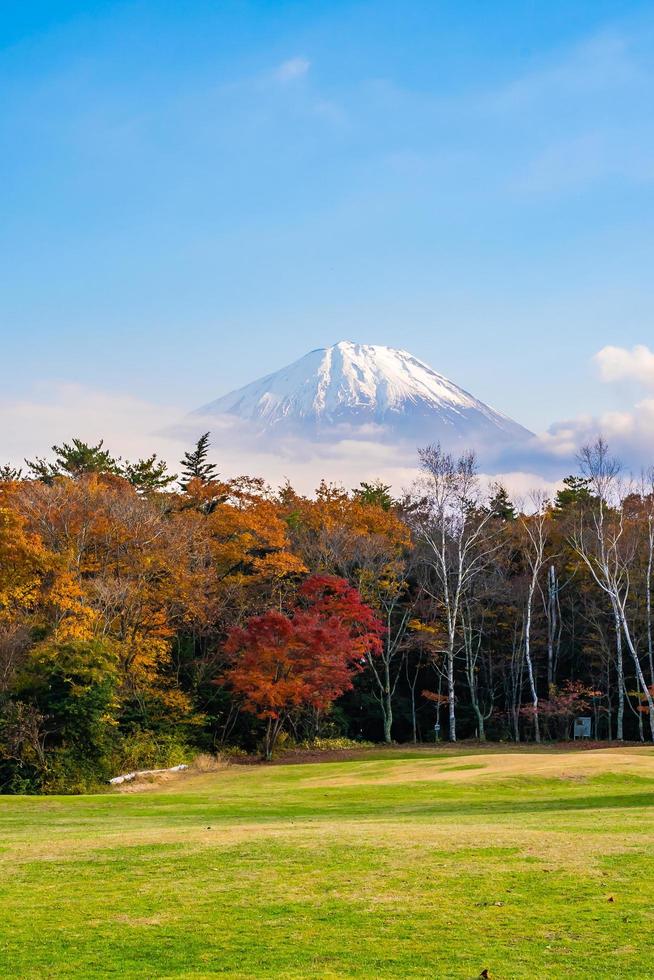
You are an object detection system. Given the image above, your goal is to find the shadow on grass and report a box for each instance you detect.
[111,786,654,826]
[403,789,654,817]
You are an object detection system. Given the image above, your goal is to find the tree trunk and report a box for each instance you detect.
[472,700,485,741]
[512,704,520,743]
[637,689,645,743]
[524,588,540,743]
[383,659,393,744]
[648,517,654,688]
[546,565,559,689]
[263,717,283,761]
[613,606,625,741]
[406,664,418,744]
[447,643,456,741]
[509,628,522,743]
[618,605,654,742]
[264,718,274,761]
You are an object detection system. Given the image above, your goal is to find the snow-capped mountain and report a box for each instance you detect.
[196,341,532,450]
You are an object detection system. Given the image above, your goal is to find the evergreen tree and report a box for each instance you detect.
[488,482,517,521]
[0,464,22,482]
[353,480,394,511]
[554,475,593,515]
[25,439,120,483]
[179,432,219,489]
[123,455,177,493]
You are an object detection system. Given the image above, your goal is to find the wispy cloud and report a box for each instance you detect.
[273,57,310,83]
[489,33,641,112]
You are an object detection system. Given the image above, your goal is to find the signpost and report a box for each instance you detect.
[573,716,592,739]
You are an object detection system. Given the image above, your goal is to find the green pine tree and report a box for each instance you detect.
[353,480,394,511]
[179,432,219,490]
[554,475,593,515]
[488,482,517,521]
[123,455,177,493]
[25,439,120,483]
[0,464,22,482]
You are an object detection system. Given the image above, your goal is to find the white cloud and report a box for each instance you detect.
[508,343,654,473]
[527,398,654,475]
[2,386,556,499]
[7,348,654,499]
[0,384,185,472]
[185,412,421,493]
[594,344,654,387]
[0,385,419,494]
[273,57,310,83]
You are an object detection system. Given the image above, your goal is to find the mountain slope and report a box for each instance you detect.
[196,341,533,449]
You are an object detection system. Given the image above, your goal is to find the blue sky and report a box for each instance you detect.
[2,0,654,471]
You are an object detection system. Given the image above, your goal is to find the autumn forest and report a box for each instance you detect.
[1,433,653,793]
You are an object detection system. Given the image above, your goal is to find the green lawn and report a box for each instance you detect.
[1,745,653,978]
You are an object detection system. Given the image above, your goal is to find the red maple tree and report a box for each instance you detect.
[224,575,384,758]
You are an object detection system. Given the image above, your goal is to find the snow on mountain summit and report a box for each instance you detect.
[196,341,532,449]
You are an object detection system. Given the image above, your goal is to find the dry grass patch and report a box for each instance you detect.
[301,746,654,786]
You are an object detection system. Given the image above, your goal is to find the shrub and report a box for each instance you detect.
[296,736,375,752]
[108,731,191,776]
[188,752,223,773]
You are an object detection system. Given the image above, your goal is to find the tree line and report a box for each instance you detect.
[1,433,653,792]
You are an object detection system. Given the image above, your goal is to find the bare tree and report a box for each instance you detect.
[572,439,654,740]
[544,564,563,689]
[517,491,552,743]
[641,468,654,689]
[363,562,413,743]
[507,619,525,742]
[409,446,500,741]
[460,600,495,740]
[404,644,430,744]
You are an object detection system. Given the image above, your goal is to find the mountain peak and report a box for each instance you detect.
[196,342,533,449]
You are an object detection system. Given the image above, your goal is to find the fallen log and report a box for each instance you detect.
[109,763,188,786]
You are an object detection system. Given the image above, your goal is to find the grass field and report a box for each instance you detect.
[1,745,653,978]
